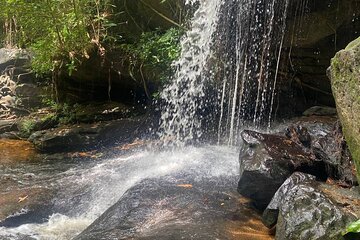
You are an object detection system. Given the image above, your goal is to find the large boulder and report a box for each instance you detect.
[262,172,317,228]
[237,129,326,210]
[286,117,357,185]
[263,172,360,240]
[330,37,360,182]
[238,116,357,210]
[311,121,357,185]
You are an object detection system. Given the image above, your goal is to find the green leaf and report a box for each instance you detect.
[343,219,360,235]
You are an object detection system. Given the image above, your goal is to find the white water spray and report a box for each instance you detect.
[159,0,223,147]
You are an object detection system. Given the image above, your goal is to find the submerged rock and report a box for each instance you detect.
[330,36,360,182]
[237,130,326,210]
[262,172,360,240]
[0,187,54,228]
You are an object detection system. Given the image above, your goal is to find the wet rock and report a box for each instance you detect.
[285,124,312,148]
[0,187,54,227]
[262,172,360,240]
[330,36,360,182]
[0,139,36,164]
[29,118,144,153]
[75,175,272,240]
[285,117,357,185]
[237,130,326,210]
[303,106,337,117]
[262,172,317,228]
[312,122,357,185]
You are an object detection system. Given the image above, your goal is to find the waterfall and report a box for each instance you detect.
[159,0,290,146]
[158,0,224,147]
[216,0,290,145]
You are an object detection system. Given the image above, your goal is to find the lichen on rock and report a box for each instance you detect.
[330,36,360,182]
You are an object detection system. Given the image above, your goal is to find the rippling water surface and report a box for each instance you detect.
[0,145,246,239]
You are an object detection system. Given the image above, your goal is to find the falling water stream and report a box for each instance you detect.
[159,0,223,147]
[0,0,295,239]
[159,0,291,146]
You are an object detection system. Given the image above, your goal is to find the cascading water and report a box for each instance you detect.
[214,0,290,145]
[158,0,224,147]
[159,0,291,146]
[0,1,299,239]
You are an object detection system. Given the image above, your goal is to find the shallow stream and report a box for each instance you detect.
[0,142,273,240]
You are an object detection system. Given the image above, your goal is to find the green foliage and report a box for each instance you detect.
[343,219,360,235]
[0,0,116,75]
[120,28,182,84]
[57,103,77,124]
[18,119,36,137]
[42,97,77,124]
[139,28,182,69]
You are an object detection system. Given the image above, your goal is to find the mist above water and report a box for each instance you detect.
[0,146,239,240]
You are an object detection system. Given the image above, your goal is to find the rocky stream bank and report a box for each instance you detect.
[1,13,360,238]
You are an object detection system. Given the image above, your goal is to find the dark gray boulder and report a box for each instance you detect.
[237,130,326,210]
[262,172,317,228]
[285,119,356,185]
[262,172,360,240]
[311,121,357,185]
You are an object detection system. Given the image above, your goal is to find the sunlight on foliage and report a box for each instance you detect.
[120,28,183,85]
[0,0,116,75]
[343,219,360,235]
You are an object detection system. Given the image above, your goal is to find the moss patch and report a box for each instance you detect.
[330,37,360,182]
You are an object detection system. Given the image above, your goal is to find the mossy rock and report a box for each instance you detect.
[330,36,360,182]
[16,110,58,138]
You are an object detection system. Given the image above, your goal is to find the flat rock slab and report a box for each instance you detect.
[29,118,145,153]
[75,175,273,240]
